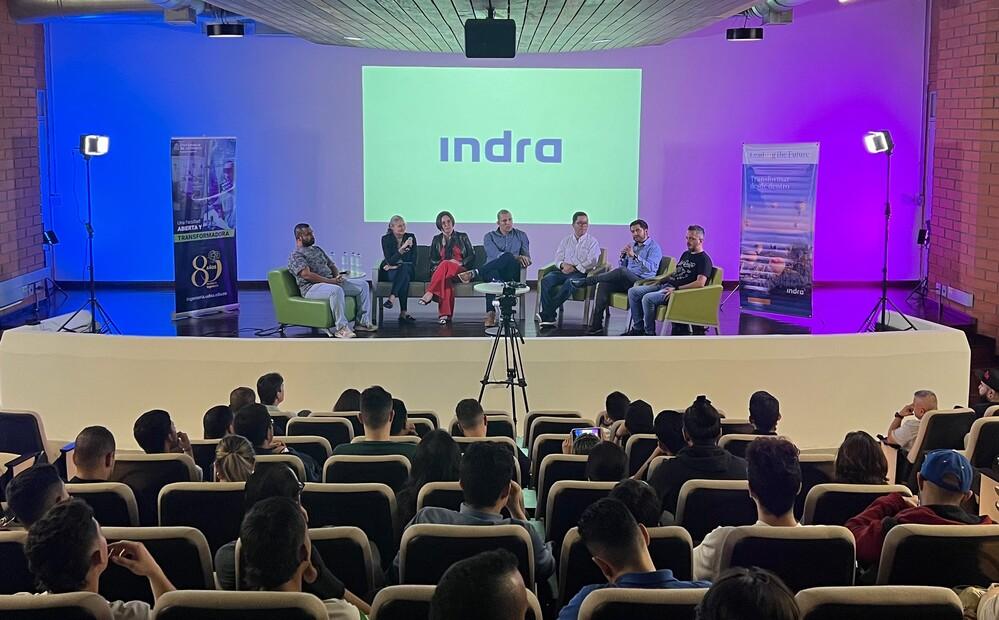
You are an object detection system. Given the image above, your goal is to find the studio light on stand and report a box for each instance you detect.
[859,130,917,333]
[59,135,119,335]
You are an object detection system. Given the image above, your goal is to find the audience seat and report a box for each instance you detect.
[536,454,587,520]
[370,584,543,620]
[966,416,999,470]
[99,526,213,605]
[801,483,912,526]
[152,589,327,620]
[717,433,756,459]
[646,455,669,481]
[269,412,294,436]
[887,408,977,488]
[452,436,522,483]
[624,434,658,476]
[286,417,354,452]
[0,408,62,464]
[523,410,582,444]
[675,480,757,543]
[351,435,420,444]
[110,453,201,526]
[450,415,515,441]
[66,482,139,527]
[157,482,245,554]
[876,523,999,586]
[280,435,333,466]
[301,482,398,567]
[720,419,755,435]
[409,418,435,436]
[406,410,439,430]
[577,587,707,620]
[0,531,33,595]
[545,481,616,557]
[254,453,307,481]
[323,455,410,491]
[188,439,219,479]
[718,525,855,592]
[310,411,364,438]
[0,591,113,620]
[309,527,375,600]
[559,526,693,607]
[796,585,964,620]
[399,523,534,586]
[795,454,836,520]
[530,434,571,486]
[416,481,464,512]
[527,417,594,458]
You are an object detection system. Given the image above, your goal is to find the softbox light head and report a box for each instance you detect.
[864,131,894,155]
[79,135,109,157]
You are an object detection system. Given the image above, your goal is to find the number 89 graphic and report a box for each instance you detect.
[191,251,223,287]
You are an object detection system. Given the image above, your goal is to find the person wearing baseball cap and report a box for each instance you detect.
[846,449,991,568]
[974,368,999,417]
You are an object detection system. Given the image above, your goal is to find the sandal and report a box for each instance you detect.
[383,299,394,309]
[439,316,449,325]
[418,294,433,306]
[399,313,416,322]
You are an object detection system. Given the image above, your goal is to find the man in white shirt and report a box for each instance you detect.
[693,437,804,581]
[537,211,601,327]
[886,389,938,453]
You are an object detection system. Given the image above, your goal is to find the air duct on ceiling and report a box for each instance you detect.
[8,0,204,23]
[744,0,813,24]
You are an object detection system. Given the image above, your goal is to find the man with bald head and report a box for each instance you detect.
[887,389,938,453]
[71,426,116,483]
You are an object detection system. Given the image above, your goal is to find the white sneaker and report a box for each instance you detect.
[334,326,355,339]
[539,319,557,327]
[534,313,543,323]
[354,322,378,332]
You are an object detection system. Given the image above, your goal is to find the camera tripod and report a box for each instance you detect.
[478,286,529,428]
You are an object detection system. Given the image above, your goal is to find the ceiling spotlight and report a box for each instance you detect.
[207,23,245,38]
[592,39,611,44]
[344,35,364,41]
[726,27,763,41]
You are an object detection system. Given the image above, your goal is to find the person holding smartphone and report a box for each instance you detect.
[380,215,417,322]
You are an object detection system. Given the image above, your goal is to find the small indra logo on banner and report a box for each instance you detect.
[191,250,223,288]
[440,130,563,163]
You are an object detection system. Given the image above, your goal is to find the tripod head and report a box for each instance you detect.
[491,281,521,322]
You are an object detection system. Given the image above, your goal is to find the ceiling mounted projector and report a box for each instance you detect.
[465,5,516,58]
[207,23,245,38]
[726,27,764,41]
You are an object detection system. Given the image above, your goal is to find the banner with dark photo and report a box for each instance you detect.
[170,137,238,317]
[739,143,819,318]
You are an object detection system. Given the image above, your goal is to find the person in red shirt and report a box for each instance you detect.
[846,449,991,568]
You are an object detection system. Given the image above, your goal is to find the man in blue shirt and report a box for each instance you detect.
[576,219,663,335]
[557,497,710,620]
[459,210,531,327]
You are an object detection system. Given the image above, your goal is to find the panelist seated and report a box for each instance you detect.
[380,215,417,322]
[623,225,712,337]
[288,222,377,339]
[579,219,663,336]
[537,211,601,327]
[419,210,476,325]
[458,209,532,328]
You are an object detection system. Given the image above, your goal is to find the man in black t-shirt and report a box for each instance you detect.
[623,225,713,336]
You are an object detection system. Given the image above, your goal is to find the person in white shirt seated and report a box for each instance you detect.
[240,496,361,620]
[537,211,601,327]
[693,437,804,581]
[22,499,175,620]
[886,389,938,453]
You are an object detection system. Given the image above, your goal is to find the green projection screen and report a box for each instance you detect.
[362,66,642,225]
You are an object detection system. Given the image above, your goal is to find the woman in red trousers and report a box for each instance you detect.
[420,211,475,324]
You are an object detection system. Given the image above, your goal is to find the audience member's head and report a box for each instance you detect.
[697,567,800,620]
[748,391,781,434]
[979,368,999,403]
[24,499,104,594]
[911,389,938,420]
[654,410,685,455]
[460,441,514,511]
[835,431,888,485]
[624,400,654,435]
[578,498,652,582]
[229,386,256,412]
[408,429,461,487]
[585,441,627,482]
[605,391,631,423]
[683,395,722,447]
[430,549,528,620]
[202,405,233,440]
[244,463,303,511]
[609,479,661,528]
[455,398,487,435]
[256,372,285,407]
[72,426,116,481]
[133,409,178,454]
[359,386,394,435]
[6,464,68,527]
[240,497,313,591]
[233,403,274,449]
[214,434,255,482]
[917,449,973,506]
[333,388,361,412]
[746,437,801,519]
[571,432,601,455]
[390,398,410,436]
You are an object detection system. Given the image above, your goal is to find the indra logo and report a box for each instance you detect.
[440,130,563,164]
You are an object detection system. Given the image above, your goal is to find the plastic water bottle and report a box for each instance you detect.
[341,252,348,272]
[356,252,363,275]
[350,252,359,276]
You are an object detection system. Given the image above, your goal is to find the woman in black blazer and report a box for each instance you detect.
[381,215,417,321]
[420,210,475,324]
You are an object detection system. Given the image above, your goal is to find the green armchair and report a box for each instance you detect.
[267,268,356,335]
[604,256,676,328]
[532,248,608,326]
[655,266,724,335]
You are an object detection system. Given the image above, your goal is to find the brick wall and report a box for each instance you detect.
[0,0,44,283]
[927,0,999,350]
